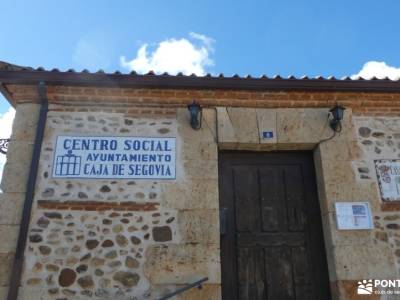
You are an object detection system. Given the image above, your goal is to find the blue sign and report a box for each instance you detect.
[262,131,274,139]
[52,136,176,179]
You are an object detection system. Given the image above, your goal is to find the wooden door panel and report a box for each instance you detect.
[291,246,310,286]
[259,167,282,232]
[238,247,266,300]
[292,246,314,299]
[236,232,305,247]
[233,166,260,233]
[283,166,306,232]
[265,247,295,300]
[219,152,331,300]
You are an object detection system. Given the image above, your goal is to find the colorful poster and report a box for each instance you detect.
[375,160,400,201]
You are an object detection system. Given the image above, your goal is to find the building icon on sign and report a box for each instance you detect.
[55,150,81,176]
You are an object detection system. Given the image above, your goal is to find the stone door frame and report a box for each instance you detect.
[214,106,357,297]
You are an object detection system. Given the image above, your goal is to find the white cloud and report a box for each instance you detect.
[120,32,215,76]
[0,107,15,189]
[189,32,215,52]
[352,61,400,80]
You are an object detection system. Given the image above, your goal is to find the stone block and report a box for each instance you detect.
[330,243,396,280]
[321,212,375,247]
[160,179,219,210]
[256,108,277,144]
[277,108,332,145]
[145,243,221,284]
[177,284,221,300]
[177,108,215,143]
[253,143,277,151]
[180,140,218,162]
[202,108,217,141]
[181,159,218,180]
[313,146,327,208]
[275,143,315,150]
[323,241,338,282]
[10,124,37,143]
[150,283,221,300]
[11,104,40,143]
[216,107,237,145]
[318,140,363,162]
[0,162,30,193]
[13,104,40,127]
[315,158,381,214]
[0,252,14,286]
[226,107,259,144]
[178,210,220,244]
[233,143,262,151]
[5,140,34,165]
[0,193,25,225]
[0,225,19,252]
[330,108,357,143]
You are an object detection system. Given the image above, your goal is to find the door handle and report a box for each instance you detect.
[220,207,228,236]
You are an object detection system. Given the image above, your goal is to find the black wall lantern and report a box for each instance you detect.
[0,139,9,155]
[329,105,345,132]
[187,101,202,130]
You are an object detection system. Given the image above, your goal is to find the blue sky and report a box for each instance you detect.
[1,0,400,116]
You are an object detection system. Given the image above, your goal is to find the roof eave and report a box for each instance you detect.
[1,70,400,97]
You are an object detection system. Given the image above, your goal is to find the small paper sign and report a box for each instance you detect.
[335,202,373,230]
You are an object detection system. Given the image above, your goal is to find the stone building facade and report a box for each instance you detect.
[1,61,400,299]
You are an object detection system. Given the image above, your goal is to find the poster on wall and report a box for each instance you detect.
[375,159,400,201]
[52,136,176,179]
[335,202,373,230]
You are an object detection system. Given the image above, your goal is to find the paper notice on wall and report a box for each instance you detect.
[335,202,373,230]
[375,160,400,201]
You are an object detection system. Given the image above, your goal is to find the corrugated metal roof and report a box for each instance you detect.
[0,60,398,81]
[1,60,400,96]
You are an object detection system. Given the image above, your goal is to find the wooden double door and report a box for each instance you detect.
[219,152,331,300]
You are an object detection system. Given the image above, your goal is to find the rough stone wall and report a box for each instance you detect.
[18,106,220,300]
[314,114,400,300]
[354,117,400,275]
[0,103,41,299]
